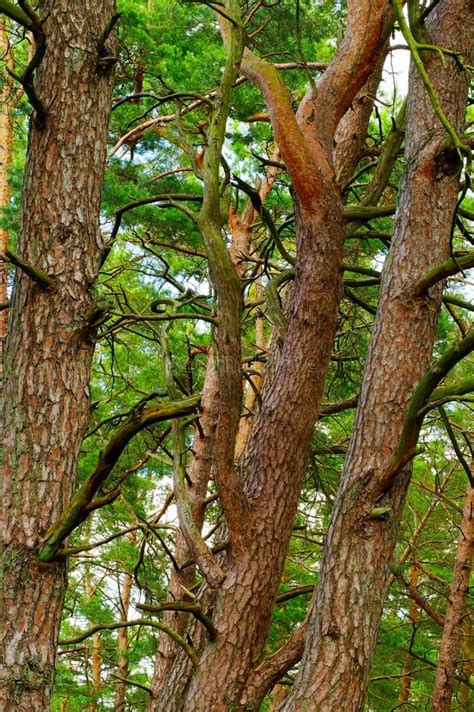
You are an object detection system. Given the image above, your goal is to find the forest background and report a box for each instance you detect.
[0,0,473,710]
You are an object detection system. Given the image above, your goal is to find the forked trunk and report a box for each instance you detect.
[150,3,392,703]
[151,195,346,712]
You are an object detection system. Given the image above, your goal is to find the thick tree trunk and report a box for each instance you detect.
[431,480,474,712]
[0,2,115,709]
[152,190,360,712]
[460,616,473,709]
[281,3,473,710]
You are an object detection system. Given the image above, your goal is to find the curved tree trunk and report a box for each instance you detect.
[0,2,115,708]
[281,2,473,710]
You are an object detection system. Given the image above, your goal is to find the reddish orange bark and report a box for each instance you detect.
[281,2,473,709]
[149,3,392,710]
[399,565,420,704]
[114,569,133,711]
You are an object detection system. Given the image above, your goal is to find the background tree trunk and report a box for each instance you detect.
[85,566,102,711]
[431,478,474,711]
[114,570,133,711]
[398,564,420,704]
[149,355,219,702]
[0,2,115,708]
[281,2,473,710]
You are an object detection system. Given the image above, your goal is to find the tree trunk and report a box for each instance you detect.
[280,2,473,710]
[85,567,102,711]
[150,4,392,708]
[398,564,420,704]
[431,479,474,711]
[460,616,473,710]
[148,355,219,703]
[0,2,115,708]
[115,570,133,711]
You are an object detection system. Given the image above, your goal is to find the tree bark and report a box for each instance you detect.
[460,616,473,709]
[280,2,473,710]
[0,2,115,708]
[150,3,392,710]
[431,479,474,712]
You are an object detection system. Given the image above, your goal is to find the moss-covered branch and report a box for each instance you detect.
[415,251,474,294]
[110,674,151,695]
[416,376,474,416]
[265,269,294,342]
[38,393,200,562]
[393,0,470,158]
[137,601,217,641]
[375,328,474,496]
[438,407,474,486]
[4,248,54,289]
[59,619,198,665]
[5,2,47,125]
[443,293,474,312]
[196,1,250,549]
[361,99,407,207]
[0,0,33,28]
[162,329,224,587]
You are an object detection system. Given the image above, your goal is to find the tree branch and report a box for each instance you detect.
[416,376,474,416]
[415,250,474,294]
[162,329,224,587]
[38,394,200,562]
[243,620,309,707]
[395,572,445,627]
[59,619,199,666]
[137,601,217,641]
[375,328,474,497]
[196,0,251,550]
[110,673,151,694]
[4,248,54,289]
[0,0,32,28]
